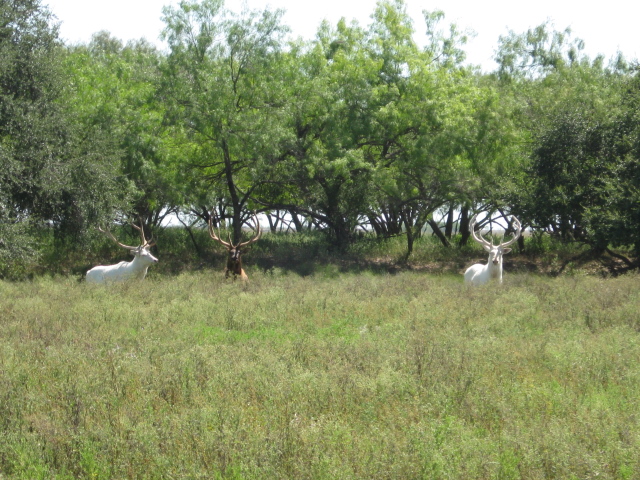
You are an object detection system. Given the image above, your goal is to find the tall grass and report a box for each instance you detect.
[1,269,639,479]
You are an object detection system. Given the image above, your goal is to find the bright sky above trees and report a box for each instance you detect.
[47,0,638,71]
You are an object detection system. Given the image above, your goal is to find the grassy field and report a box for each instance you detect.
[1,264,639,479]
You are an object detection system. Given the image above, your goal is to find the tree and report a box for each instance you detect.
[260,17,378,249]
[582,68,640,259]
[495,22,587,82]
[65,33,178,228]
[0,0,122,276]
[362,5,482,255]
[161,0,290,242]
[495,22,630,249]
[253,3,475,252]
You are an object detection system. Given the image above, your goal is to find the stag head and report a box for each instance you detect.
[470,214,522,263]
[98,219,157,262]
[208,212,261,281]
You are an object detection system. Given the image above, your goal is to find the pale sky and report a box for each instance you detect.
[46,0,639,71]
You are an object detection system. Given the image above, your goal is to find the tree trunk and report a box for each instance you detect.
[221,139,244,243]
[175,214,202,256]
[267,213,276,234]
[444,204,454,239]
[402,214,413,262]
[459,206,471,246]
[288,209,304,232]
[367,213,383,237]
[427,218,451,247]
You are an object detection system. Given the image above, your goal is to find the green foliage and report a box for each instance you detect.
[0,272,639,477]
[64,33,175,226]
[0,0,126,253]
[495,22,588,81]
[4,0,640,268]
[496,22,640,255]
[0,221,39,279]
[528,110,612,241]
[161,0,290,241]
[0,0,69,231]
[582,70,640,255]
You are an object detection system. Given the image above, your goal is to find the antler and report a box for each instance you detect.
[208,211,261,248]
[498,216,522,248]
[237,213,261,248]
[98,225,138,250]
[131,219,156,248]
[208,212,232,248]
[469,214,493,249]
[99,219,155,250]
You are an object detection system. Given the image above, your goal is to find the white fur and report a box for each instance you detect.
[86,247,158,284]
[464,215,521,286]
[464,245,511,285]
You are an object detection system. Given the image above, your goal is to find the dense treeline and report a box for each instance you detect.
[1,0,639,277]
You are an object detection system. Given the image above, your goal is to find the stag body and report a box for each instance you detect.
[464,215,521,286]
[209,213,261,282]
[86,221,157,284]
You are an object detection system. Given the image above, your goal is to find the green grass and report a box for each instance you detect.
[1,269,639,479]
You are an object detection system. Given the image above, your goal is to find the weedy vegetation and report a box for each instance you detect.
[1,233,639,479]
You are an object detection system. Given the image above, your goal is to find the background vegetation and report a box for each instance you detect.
[1,2,640,477]
[1,0,639,279]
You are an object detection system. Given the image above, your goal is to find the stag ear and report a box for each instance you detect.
[503,247,512,254]
[482,244,492,252]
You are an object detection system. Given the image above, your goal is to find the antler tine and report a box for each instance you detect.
[500,216,522,248]
[469,214,493,248]
[97,225,138,250]
[237,212,261,248]
[131,219,156,248]
[208,212,232,248]
[143,228,156,248]
[142,220,156,247]
[131,219,146,245]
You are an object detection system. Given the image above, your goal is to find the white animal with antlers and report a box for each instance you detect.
[464,215,522,286]
[86,220,158,284]
[208,212,261,282]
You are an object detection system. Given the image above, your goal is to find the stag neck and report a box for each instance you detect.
[126,256,152,279]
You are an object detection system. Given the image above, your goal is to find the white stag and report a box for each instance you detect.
[86,221,158,284]
[464,215,522,286]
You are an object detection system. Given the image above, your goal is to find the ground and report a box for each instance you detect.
[358,248,637,278]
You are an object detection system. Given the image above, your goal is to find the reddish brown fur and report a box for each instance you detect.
[225,249,248,281]
[208,213,261,282]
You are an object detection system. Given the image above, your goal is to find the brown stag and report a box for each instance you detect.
[208,212,261,282]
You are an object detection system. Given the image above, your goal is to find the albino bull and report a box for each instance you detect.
[464,215,521,286]
[86,221,157,284]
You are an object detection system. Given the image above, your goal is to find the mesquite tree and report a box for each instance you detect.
[161,0,289,242]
